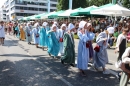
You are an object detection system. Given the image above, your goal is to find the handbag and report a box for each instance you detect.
[59,31,64,42]
[86,42,90,48]
[27,33,30,36]
[59,38,63,42]
[36,34,39,37]
[94,45,100,52]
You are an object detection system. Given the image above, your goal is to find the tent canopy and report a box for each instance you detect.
[70,7,83,16]
[76,5,98,16]
[48,10,65,18]
[91,4,130,16]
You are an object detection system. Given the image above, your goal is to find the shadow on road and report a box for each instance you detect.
[3,40,18,47]
[0,54,46,58]
[0,58,119,86]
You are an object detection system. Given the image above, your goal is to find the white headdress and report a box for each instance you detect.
[51,24,57,30]
[78,21,87,30]
[42,22,48,27]
[67,23,75,30]
[60,24,66,29]
[87,23,92,27]
[27,22,30,26]
[34,22,39,27]
[54,21,58,25]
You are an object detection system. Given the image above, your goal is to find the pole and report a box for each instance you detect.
[38,0,39,14]
[47,0,50,13]
[69,0,73,9]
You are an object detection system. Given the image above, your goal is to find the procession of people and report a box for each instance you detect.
[1,17,130,86]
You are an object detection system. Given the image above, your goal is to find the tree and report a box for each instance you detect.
[57,0,89,11]
[123,0,130,9]
[88,0,112,6]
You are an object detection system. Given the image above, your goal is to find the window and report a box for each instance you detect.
[50,0,57,2]
[51,4,56,7]
[50,9,55,12]
[15,6,20,9]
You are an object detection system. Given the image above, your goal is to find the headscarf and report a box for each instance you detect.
[67,23,75,31]
[42,22,48,27]
[87,23,92,27]
[34,22,39,28]
[51,24,57,30]
[78,21,87,30]
[27,22,30,26]
[53,21,58,26]
[60,24,66,29]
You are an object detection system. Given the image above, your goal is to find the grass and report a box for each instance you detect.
[74,34,79,39]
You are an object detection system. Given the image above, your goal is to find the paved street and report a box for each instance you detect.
[0,35,123,86]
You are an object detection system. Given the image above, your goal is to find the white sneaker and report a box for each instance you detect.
[103,70,110,74]
[58,53,61,56]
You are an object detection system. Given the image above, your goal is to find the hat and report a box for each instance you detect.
[67,23,75,30]
[79,21,87,29]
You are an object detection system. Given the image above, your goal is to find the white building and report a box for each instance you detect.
[2,0,58,21]
[0,5,7,21]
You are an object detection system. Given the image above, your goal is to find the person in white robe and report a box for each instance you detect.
[0,21,5,45]
[32,22,40,48]
[58,24,67,56]
[25,22,32,44]
[77,21,90,76]
[93,30,110,74]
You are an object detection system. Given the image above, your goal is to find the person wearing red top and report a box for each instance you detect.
[8,21,13,35]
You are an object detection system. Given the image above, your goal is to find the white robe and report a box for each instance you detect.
[0,26,5,38]
[32,28,40,44]
[58,29,65,56]
[77,31,90,70]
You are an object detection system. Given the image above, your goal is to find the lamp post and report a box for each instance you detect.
[69,0,73,9]
[47,0,50,13]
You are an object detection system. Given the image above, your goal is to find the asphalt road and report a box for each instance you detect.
[0,34,122,86]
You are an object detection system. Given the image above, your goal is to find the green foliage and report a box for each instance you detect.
[57,0,89,11]
[123,0,130,9]
[74,34,79,39]
[88,0,112,6]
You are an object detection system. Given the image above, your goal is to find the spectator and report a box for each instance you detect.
[119,47,130,86]
[113,27,119,42]
[0,21,5,46]
[107,24,115,47]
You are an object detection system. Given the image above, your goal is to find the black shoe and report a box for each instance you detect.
[70,64,75,67]
[61,59,64,64]
[53,56,56,59]
[48,53,51,57]
[116,73,121,81]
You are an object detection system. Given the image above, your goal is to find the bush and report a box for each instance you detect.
[74,34,79,39]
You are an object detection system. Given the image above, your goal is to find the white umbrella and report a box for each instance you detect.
[103,4,130,16]
[41,11,56,19]
[91,4,130,16]
[58,9,72,17]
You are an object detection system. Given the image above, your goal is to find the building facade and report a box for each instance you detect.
[2,0,58,21]
[0,5,6,21]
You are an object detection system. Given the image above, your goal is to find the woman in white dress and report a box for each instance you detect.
[58,24,67,56]
[0,21,5,45]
